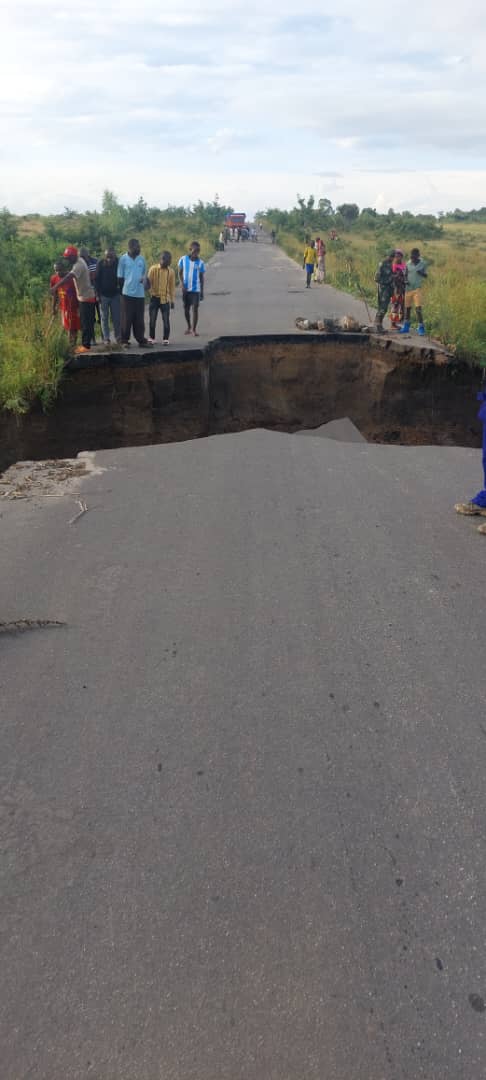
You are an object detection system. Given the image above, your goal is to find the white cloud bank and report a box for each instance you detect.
[1,0,486,215]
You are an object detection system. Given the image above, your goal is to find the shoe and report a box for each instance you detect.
[455,502,486,517]
[74,345,91,354]
[140,339,153,347]
[147,337,155,344]
[399,321,410,334]
[418,324,425,336]
[163,339,169,345]
[478,523,486,535]
[103,339,111,346]
[120,342,130,349]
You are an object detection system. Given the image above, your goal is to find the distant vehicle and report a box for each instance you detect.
[225,212,247,230]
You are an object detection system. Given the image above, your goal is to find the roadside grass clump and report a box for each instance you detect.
[0,304,70,414]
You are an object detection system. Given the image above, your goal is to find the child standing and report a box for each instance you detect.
[400,248,428,336]
[147,251,176,344]
[303,241,317,288]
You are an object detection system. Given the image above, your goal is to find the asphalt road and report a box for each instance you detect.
[141,236,375,347]
[1,430,486,1079]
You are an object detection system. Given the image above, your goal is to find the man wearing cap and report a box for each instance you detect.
[50,246,96,353]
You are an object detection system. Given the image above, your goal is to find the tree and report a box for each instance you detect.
[101,189,123,216]
[0,207,18,241]
[127,196,152,231]
[336,203,359,224]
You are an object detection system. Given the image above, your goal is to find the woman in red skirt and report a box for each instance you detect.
[50,260,81,346]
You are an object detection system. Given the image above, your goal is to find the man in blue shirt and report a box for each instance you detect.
[178,242,205,336]
[117,238,152,347]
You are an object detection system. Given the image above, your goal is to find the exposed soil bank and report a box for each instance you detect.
[0,334,482,473]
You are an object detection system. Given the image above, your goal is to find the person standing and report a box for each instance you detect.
[95,248,121,345]
[79,246,97,282]
[178,242,205,337]
[147,251,176,344]
[303,240,317,288]
[315,236,326,283]
[400,248,428,335]
[51,245,96,354]
[50,259,80,348]
[373,251,395,331]
[390,249,407,329]
[117,238,152,347]
[80,246,100,343]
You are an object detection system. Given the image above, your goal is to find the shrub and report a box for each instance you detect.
[0,304,70,413]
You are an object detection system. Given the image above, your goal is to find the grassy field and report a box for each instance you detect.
[272,222,486,362]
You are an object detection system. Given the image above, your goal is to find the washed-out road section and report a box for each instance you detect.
[1,428,486,1080]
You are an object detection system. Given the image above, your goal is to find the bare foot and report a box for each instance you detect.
[193,331,199,337]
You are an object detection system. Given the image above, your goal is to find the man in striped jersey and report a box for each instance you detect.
[178,242,205,336]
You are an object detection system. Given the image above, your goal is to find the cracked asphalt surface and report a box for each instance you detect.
[1,427,486,1079]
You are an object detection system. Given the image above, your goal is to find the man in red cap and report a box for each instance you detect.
[50,246,96,353]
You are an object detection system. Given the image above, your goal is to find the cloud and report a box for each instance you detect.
[1,0,486,214]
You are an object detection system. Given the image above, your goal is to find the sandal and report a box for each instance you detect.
[455,502,486,517]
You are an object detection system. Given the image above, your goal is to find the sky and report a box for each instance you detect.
[1,0,486,217]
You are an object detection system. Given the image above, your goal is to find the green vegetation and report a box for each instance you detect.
[3,191,486,415]
[0,305,71,414]
[262,197,486,362]
[0,193,231,413]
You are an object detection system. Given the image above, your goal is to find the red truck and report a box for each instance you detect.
[225,212,247,230]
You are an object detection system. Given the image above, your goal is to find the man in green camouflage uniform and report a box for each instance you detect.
[374,251,395,331]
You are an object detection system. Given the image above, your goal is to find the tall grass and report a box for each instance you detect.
[0,304,70,414]
[137,226,218,276]
[272,224,486,362]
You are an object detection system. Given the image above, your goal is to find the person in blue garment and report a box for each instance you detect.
[455,391,486,535]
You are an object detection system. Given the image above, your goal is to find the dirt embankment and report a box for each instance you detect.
[0,334,482,473]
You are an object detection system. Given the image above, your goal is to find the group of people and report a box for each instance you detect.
[222,226,257,242]
[374,248,428,335]
[299,238,427,336]
[302,237,327,287]
[50,240,206,353]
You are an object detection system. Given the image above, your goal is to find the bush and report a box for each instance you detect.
[0,304,70,413]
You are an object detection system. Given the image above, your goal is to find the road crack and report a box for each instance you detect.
[0,619,66,635]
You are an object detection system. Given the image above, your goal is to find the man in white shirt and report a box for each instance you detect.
[178,242,205,337]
